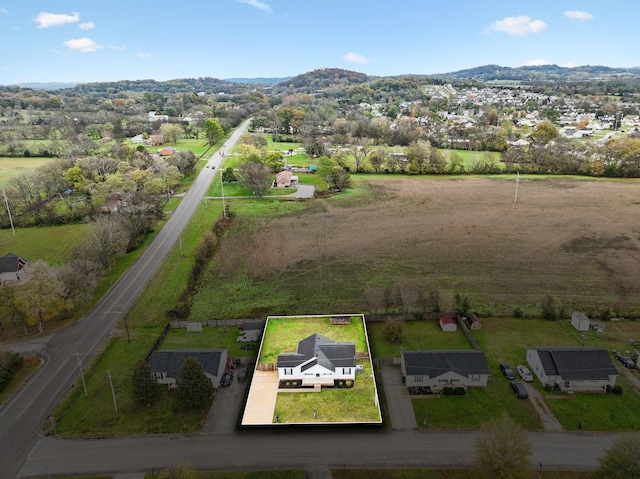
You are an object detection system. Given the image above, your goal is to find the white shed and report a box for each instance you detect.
[571,311,590,332]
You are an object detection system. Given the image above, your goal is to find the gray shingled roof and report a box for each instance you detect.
[0,253,26,274]
[402,350,489,377]
[531,347,617,381]
[277,333,355,371]
[148,349,225,379]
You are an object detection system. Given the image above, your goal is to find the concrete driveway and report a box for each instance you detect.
[380,365,417,430]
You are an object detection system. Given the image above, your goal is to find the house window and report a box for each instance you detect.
[343,368,351,374]
[316,373,320,377]
[415,375,423,383]
[284,368,293,375]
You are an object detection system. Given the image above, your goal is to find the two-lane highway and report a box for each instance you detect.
[0,119,251,479]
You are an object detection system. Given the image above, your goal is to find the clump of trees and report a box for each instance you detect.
[132,359,160,407]
[0,351,23,393]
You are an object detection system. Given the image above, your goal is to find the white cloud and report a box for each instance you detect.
[0,8,8,14]
[137,52,151,59]
[79,21,94,30]
[235,0,272,14]
[63,37,102,52]
[561,62,576,68]
[109,45,126,51]
[564,10,594,21]
[523,59,551,66]
[484,15,547,36]
[343,52,373,65]
[33,12,80,28]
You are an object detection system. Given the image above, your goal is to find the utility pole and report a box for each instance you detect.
[107,370,118,419]
[178,234,184,257]
[220,171,227,218]
[122,313,131,343]
[514,171,520,203]
[72,352,88,398]
[2,189,15,236]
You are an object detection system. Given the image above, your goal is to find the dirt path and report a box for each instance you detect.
[523,382,563,432]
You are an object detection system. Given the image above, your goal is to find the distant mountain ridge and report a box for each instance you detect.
[6,64,640,92]
[429,64,640,82]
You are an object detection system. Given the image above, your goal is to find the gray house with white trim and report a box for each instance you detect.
[149,349,227,389]
[526,347,617,392]
[401,350,490,393]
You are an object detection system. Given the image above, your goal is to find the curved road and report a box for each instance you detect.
[0,119,251,479]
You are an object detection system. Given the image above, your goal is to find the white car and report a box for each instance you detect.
[516,365,533,382]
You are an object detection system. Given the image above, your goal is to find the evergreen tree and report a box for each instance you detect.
[177,357,213,408]
[132,359,159,406]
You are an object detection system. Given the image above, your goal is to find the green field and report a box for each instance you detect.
[0,223,90,263]
[0,156,53,188]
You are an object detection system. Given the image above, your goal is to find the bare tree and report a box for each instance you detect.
[88,215,130,271]
[596,433,640,479]
[239,161,272,199]
[474,413,532,479]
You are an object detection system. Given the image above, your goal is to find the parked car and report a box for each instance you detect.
[237,367,248,382]
[615,353,636,369]
[237,335,255,343]
[220,369,233,387]
[511,381,528,399]
[240,344,253,350]
[499,363,516,380]
[517,365,534,382]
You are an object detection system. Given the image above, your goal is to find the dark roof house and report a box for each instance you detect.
[401,350,490,392]
[149,349,227,389]
[526,347,618,392]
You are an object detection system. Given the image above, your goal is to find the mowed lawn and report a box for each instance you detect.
[0,223,89,264]
[0,156,52,188]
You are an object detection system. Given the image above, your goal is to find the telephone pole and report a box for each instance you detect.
[72,352,88,398]
[107,370,118,419]
[2,189,15,236]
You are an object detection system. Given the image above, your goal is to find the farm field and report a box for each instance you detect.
[0,156,52,188]
[191,175,640,319]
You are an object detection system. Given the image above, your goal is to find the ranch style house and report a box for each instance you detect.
[526,347,618,392]
[401,350,490,393]
[277,333,356,387]
[149,349,228,389]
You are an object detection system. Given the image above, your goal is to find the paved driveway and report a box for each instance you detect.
[202,371,249,434]
[241,370,279,425]
[380,365,417,430]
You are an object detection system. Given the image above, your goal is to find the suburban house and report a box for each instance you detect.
[148,349,228,389]
[401,350,490,393]
[571,311,590,332]
[0,253,27,283]
[439,314,457,332]
[526,347,618,392]
[275,170,293,188]
[157,146,176,156]
[276,333,356,387]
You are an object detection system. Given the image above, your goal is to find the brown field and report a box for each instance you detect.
[194,175,640,319]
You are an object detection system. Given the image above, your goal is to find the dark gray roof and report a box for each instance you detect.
[277,333,355,370]
[402,350,489,377]
[0,253,26,274]
[148,349,226,379]
[243,321,264,331]
[530,347,617,381]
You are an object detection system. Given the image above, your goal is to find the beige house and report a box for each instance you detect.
[275,170,293,188]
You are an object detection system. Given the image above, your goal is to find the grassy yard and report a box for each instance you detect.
[438,149,504,170]
[47,331,211,437]
[0,223,89,264]
[261,315,381,424]
[260,316,369,364]
[0,156,52,188]
[160,324,259,360]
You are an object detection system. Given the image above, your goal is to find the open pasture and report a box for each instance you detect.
[192,175,640,319]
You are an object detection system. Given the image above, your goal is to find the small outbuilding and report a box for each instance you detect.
[275,170,293,188]
[0,253,27,283]
[571,311,590,332]
[465,313,482,330]
[439,314,457,332]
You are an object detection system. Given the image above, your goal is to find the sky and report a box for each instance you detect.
[0,0,638,85]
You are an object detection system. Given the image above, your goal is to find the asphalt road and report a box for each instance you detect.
[17,430,619,477]
[0,120,251,479]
